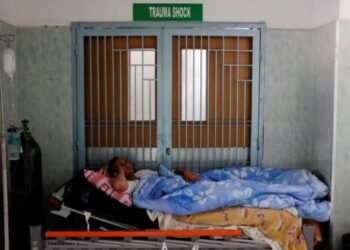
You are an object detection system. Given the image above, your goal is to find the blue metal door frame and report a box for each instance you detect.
[71,22,265,173]
[163,28,261,168]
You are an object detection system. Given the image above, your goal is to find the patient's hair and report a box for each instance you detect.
[107,157,119,177]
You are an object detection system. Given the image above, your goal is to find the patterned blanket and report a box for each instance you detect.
[177,207,307,250]
[133,165,330,221]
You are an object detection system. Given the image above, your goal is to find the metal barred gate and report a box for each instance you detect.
[73,23,265,172]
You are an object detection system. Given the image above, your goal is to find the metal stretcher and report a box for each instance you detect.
[31,224,315,249]
[31,171,314,249]
[37,197,271,249]
[31,226,272,249]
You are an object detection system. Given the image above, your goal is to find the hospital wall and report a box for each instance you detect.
[16,26,73,203]
[264,29,315,169]
[6,0,339,29]
[331,19,350,249]
[263,22,336,186]
[0,20,16,250]
[309,21,336,186]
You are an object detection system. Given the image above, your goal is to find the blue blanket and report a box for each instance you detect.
[133,165,331,221]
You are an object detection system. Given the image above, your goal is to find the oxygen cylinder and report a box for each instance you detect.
[9,120,43,250]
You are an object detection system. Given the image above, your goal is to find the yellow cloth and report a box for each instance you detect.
[176,207,307,250]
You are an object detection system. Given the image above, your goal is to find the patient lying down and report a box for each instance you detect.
[101,156,330,223]
[80,157,328,250]
[102,157,200,194]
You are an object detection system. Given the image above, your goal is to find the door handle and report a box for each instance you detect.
[166,147,171,156]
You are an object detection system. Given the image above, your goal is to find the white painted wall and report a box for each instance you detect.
[0,0,15,25]
[2,0,339,29]
[331,19,350,249]
[339,0,350,20]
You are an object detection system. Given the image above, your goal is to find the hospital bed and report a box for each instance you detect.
[30,169,316,250]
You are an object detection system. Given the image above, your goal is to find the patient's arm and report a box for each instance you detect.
[111,166,129,192]
[174,169,200,183]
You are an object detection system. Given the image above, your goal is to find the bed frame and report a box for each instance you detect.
[31,226,272,249]
[34,173,320,250]
[29,188,316,250]
[31,225,315,249]
[30,220,315,249]
[34,203,270,249]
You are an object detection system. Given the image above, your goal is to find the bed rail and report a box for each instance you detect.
[32,226,271,249]
[45,229,242,238]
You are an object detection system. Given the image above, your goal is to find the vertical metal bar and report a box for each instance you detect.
[257,27,266,166]
[235,37,240,165]
[214,50,218,167]
[177,36,181,167]
[71,24,79,171]
[104,36,108,163]
[243,80,247,165]
[228,65,232,165]
[206,36,210,170]
[192,36,195,169]
[152,55,155,168]
[251,32,261,166]
[76,31,86,171]
[162,30,171,168]
[112,37,116,160]
[199,35,203,172]
[89,37,94,165]
[142,36,145,168]
[149,79,152,168]
[134,65,137,166]
[1,92,10,250]
[185,36,188,168]
[119,49,123,158]
[97,37,101,164]
[126,36,130,161]
[221,36,225,167]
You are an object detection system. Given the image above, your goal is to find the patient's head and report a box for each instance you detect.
[107,157,135,178]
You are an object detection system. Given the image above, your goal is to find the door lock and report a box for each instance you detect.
[166,147,171,156]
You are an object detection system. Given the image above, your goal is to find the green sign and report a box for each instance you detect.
[133,3,203,21]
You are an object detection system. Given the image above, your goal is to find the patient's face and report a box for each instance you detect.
[115,159,135,177]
